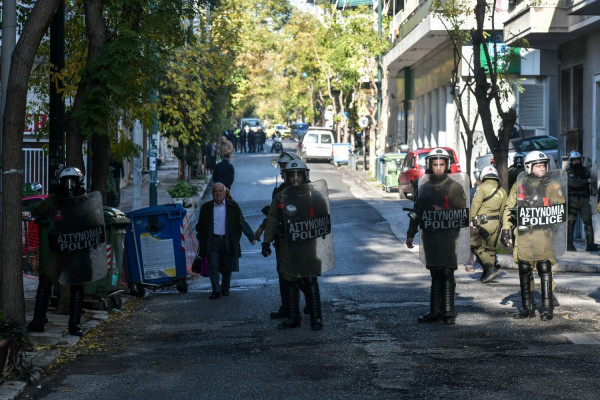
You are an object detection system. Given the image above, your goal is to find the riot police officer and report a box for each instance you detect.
[406,148,468,325]
[262,160,333,330]
[508,152,525,190]
[470,166,507,283]
[565,151,599,251]
[501,152,567,321]
[28,167,89,336]
[255,152,303,320]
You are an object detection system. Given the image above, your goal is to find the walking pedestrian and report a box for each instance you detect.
[212,153,234,190]
[196,182,256,299]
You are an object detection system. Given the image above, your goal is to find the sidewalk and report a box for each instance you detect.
[339,164,600,273]
[0,159,208,400]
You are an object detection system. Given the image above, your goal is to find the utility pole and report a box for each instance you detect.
[149,92,158,206]
[376,0,383,180]
[49,1,66,191]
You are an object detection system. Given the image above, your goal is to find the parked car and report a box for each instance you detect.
[298,127,335,162]
[398,147,461,198]
[266,124,291,139]
[474,135,559,171]
[291,123,309,141]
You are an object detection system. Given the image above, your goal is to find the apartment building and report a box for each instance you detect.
[504,0,600,171]
[382,0,558,174]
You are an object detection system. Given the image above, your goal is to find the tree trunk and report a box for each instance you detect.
[1,0,62,323]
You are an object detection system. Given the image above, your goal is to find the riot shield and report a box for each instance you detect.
[51,191,108,285]
[417,173,470,266]
[515,169,567,261]
[281,179,334,278]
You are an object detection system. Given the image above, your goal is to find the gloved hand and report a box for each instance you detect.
[261,242,272,257]
[500,229,512,248]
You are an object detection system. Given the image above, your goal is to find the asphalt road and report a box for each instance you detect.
[19,139,600,399]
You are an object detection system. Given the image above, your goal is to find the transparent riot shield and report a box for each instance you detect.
[51,191,108,285]
[515,169,567,261]
[281,179,334,278]
[417,172,470,266]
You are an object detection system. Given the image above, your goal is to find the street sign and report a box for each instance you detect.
[359,116,370,128]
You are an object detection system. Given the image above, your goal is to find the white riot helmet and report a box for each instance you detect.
[524,151,549,175]
[284,159,310,185]
[569,150,582,163]
[425,148,452,173]
[57,166,84,193]
[513,152,525,168]
[480,166,499,181]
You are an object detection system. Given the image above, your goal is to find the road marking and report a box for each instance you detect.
[563,332,600,345]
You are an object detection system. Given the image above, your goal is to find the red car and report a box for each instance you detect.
[398,147,461,198]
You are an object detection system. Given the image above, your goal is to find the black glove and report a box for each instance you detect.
[500,229,512,248]
[261,242,272,257]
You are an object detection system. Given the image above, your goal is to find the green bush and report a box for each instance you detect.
[168,180,199,198]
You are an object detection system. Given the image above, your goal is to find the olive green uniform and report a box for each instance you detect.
[507,166,524,191]
[470,179,507,269]
[502,176,565,264]
[502,174,565,320]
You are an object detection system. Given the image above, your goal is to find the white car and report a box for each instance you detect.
[298,128,335,162]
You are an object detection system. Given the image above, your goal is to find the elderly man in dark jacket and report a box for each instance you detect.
[197,182,255,298]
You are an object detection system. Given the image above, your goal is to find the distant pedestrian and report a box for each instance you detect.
[196,182,256,299]
[219,136,234,159]
[206,141,217,173]
[110,158,124,207]
[212,153,235,189]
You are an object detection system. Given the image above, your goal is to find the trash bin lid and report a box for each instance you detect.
[104,207,131,225]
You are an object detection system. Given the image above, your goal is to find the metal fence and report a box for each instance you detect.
[23,147,49,194]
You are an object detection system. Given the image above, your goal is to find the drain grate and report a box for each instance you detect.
[563,332,600,344]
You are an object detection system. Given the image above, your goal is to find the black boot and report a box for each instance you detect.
[567,220,577,251]
[418,269,442,323]
[270,279,288,319]
[277,281,301,329]
[440,268,456,325]
[585,225,599,251]
[537,261,554,321]
[68,285,85,336]
[514,262,535,319]
[303,277,323,331]
[28,275,51,333]
[480,263,499,284]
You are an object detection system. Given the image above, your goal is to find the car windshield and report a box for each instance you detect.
[418,153,427,167]
[518,137,557,151]
[304,134,318,144]
[297,123,308,130]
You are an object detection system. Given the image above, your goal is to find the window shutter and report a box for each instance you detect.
[519,84,544,128]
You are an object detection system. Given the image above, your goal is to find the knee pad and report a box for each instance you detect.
[536,260,552,275]
[517,261,532,275]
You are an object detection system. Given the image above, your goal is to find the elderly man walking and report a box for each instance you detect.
[196,183,255,299]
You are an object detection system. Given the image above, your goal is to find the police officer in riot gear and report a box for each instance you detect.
[501,151,567,321]
[406,148,468,325]
[262,160,329,330]
[508,152,525,190]
[28,167,88,336]
[470,166,507,283]
[565,151,599,252]
[255,152,306,320]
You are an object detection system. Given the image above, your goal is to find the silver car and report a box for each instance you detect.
[474,135,560,171]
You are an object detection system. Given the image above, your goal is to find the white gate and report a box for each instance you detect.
[23,148,49,194]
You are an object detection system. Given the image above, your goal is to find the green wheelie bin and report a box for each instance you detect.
[382,153,407,193]
[84,207,130,310]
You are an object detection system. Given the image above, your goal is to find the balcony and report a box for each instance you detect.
[504,0,599,48]
[567,0,600,15]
